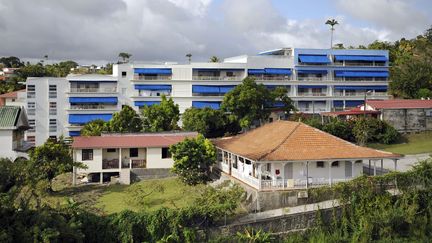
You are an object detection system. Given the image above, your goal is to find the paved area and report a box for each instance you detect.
[236,199,339,223]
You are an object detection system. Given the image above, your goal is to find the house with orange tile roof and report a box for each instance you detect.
[213,120,402,191]
[0,89,26,107]
[71,132,197,184]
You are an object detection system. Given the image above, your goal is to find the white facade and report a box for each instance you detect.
[0,107,30,160]
[25,48,391,146]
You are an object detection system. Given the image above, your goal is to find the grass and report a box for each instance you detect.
[369,131,432,155]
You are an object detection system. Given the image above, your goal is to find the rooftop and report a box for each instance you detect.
[71,132,198,149]
[0,106,21,128]
[366,99,432,109]
[213,121,401,162]
[0,89,25,99]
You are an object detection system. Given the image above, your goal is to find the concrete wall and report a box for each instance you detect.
[75,148,103,173]
[0,130,15,159]
[382,108,432,132]
[146,147,174,168]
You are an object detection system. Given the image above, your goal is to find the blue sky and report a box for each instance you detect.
[0,0,430,64]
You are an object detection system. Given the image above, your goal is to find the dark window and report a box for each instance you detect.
[266,163,271,171]
[162,147,171,159]
[107,148,116,153]
[122,71,127,78]
[130,148,138,157]
[316,161,325,168]
[332,161,339,167]
[82,149,93,161]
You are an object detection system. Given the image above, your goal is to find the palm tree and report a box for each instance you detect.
[186,53,192,63]
[118,52,132,64]
[209,56,220,63]
[325,19,339,49]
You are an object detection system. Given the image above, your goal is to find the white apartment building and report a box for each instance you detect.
[25,48,391,146]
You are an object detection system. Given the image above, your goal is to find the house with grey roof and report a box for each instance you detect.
[0,106,31,160]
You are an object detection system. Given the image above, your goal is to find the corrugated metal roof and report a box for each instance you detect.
[0,106,20,127]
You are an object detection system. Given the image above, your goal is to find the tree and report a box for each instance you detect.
[141,95,180,132]
[209,56,220,63]
[109,105,143,133]
[181,107,227,138]
[0,56,24,68]
[186,53,192,63]
[270,86,296,115]
[118,52,132,63]
[80,119,108,136]
[416,88,432,99]
[170,134,216,185]
[325,18,339,48]
[221,77,272,129]
[27,137,80,191]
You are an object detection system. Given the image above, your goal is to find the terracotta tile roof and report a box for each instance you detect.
[213,121,401,161]
[367,99,432,109]
[72,132,198,149]
[0,89,25,98]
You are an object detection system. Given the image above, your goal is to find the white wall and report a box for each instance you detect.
[146,147,174,168]
[0,130,15,160]
[76,148,103,173]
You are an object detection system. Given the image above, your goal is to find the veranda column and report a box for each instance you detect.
[373,160,377,176]
[282,162,287,189]
[328,161,332,186]
[393,159,398,171]
[118,148,122,170]
[381,159,384,174]
[305,161,309,189]
[351,161,355,178]
[258,163,262,190]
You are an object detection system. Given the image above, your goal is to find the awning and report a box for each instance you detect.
[345,100,364,107]
[298,85,327,89]
[193,68,244,72]
[334,86,388,91]
[296,69,328,74]
[266,85,290,90]
[248,69,266,75]
[298,55,331,64]
[333,100,344,107]
[334,55,388,62]
[192,101,221,109]
[134,101,161,107]
[134,85,172,90]
[69,131,81,137]
[264,68,292,75]
[192,85,235,94]
[69,114,113,125]
[134,68,172,75]
[335,71,389,78]
[69,97,118,104]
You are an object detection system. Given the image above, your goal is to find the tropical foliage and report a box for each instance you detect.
[182,107,232,138]
[141,95,180,132]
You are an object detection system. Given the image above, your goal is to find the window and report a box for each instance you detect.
[316,161,325,168]
[226,71,234,77]
[27,136,35,145]
[49,85,57,98]
[122,71,127,78]
[107,148,116,153]
[266,163,271,172]
[82,149,93,161]
[49,119,57,133]
[27,102,36,115]
[49,136,57,140]
[28,119,35,132]
[130,148,138,157]
[162,147,171,159]
[331,161,339,167]
[49,102,57,115]
[27,85,35,98]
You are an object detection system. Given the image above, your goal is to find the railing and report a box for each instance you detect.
[297,77,327,81]
[260,178,350,190]
[298,107,327,112]
[133,75,172,81]
[297,93,328,97]
[192,76,240,81]
[70,87,117,93]
[229,166,260,189]
[333,62,386,67]
[70,105,117,110]
[253,76,292,81]
[334,92,388,97]
[102,159,119,169]
[333,77,388,82]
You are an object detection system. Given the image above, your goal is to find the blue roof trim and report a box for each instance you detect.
[335,70,389,78]
[69,97,118,104]
[134,68,172,75]
[134,101,161,107]
[248,69,266,74]
[298,85,327,89]
[264,68,292,75]
[298,55,331,64]
[134,85,172,90]
[69,131,81,137]
[297,69,328,74]
[69,114,113,125]
[333,100,344,107]
[192,85,235,94]
[334,86,388,91]
[334,55,387,62]
[345,100,364,107]
[192,101,221,109]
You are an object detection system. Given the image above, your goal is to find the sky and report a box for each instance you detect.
[0,0,430,65]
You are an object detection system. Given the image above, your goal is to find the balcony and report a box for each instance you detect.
[13,140,32,152]
[333,61,386,67]
[260,178,349,190]
[251,75,292,81]
[297,92,327,97]
[69,104,118,110]
[121,159,147,169]
[192,76,240,81]
[70,87,117,93]
[297,76,327,81]
[334,92,388,97]
[102,159,119,170]
[298,107,327,112]
[133,75,172,81]
[333,77,388,82]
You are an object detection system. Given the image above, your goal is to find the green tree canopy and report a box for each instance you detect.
[141,95,180,132]
[170,134,216,185]
[181,107,227,138]
[271,86,296,115]
[118,52,132,63]
[80,119,109,136]
[109,105,143,133]
[0,56,24,68]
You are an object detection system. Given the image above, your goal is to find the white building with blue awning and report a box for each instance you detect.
[25,47,391,146]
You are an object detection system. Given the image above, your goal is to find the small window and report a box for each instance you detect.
[130,148,138,157]
[331,161,339,167]
[266,163,271,172]
[49,136,57,140]
[226,71,234,77]
[316,161,325,168]
[162,147,171,159]
[82,149,93,161]
[122,71,127,78]
[107,148,116,153]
